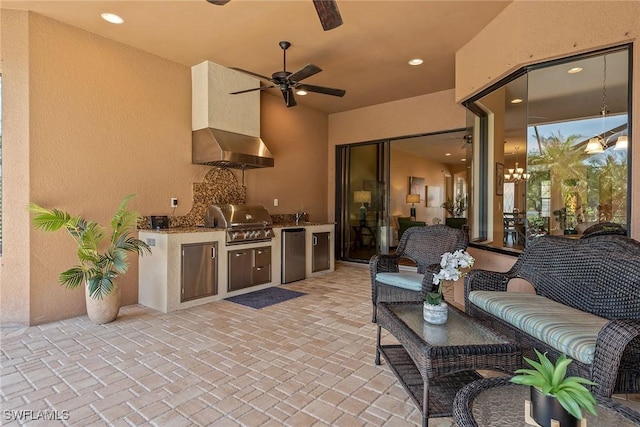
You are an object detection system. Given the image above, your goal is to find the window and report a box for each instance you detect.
[464,46,631,251]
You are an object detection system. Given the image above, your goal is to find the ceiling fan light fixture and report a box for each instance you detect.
[586,56,609,155]
[585,137,605,154]
[408,58,424,66]
[614,135,628,150]
[101,12,124,24]
[230,40,345,108]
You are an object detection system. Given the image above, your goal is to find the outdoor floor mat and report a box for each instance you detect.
[225,286,306,309]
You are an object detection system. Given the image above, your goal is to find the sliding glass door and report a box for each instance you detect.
[335,129,470,263]
[335,142,389,262]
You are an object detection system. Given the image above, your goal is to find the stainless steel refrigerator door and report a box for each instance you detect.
[312,232,330,272]
[282,228,306,283]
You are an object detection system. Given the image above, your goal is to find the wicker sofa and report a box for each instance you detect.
[464,234,640,398]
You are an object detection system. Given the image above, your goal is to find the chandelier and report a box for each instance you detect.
[504,146,529,183]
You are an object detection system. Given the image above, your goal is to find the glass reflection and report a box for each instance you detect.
[466,46,630,251]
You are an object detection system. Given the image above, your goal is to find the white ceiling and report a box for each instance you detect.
[3,0,512,114]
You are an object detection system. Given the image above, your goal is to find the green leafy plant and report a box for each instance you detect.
[510,349,597,419]
[29,194,151,299]
[440,194,467,217]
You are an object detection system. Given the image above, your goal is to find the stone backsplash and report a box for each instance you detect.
[140,167,245,229]
[139,167,309,229]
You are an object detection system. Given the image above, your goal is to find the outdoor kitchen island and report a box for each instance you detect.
[137,223,335,313]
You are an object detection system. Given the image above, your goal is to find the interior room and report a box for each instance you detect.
[337,129,470,263]
[1,1,639,426]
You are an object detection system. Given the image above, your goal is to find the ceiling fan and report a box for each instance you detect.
[229,41,346,108]
[206,0,343,31]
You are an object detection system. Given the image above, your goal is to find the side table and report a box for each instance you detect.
[453,376,640,426]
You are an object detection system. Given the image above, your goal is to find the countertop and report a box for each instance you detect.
[139,222,335,234]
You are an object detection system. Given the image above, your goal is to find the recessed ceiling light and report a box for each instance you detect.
[567,67,583,74]
[296,90,308,96]
[101,13,124,24]
[511,98,523,104]
[445,153,451,156]
[461,158,466,162]
[408,58,423,66]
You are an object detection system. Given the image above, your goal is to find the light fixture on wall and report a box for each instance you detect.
[406,194,420,219]
[585,55,609,155]
[504,146,529,183]
[354,190,371,225]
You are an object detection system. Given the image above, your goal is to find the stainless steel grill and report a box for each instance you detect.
[205,204,274,245]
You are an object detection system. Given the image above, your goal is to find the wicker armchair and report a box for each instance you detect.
[464,234,640,398]
[369,224,468,322]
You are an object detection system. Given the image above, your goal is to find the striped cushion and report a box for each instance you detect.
[469,291,608,364]
[376,272,423,291]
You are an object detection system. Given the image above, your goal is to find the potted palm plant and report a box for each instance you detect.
[510,349,597,427]
[29,194,151,324]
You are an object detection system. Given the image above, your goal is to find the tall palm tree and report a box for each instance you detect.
[527,131,588,230]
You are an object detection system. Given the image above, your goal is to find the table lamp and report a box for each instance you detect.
[354,190,371,225]
[406,194,420,219]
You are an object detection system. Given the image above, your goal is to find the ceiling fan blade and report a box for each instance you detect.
[312,0,343,31]
[206,0,231,4]
[297,83,346,97]
[229,85,275,95]
[288,64,322,83]
[230,67,275,83]
[283,88,297,107]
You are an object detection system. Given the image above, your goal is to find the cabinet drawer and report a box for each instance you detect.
[254,246,271,267]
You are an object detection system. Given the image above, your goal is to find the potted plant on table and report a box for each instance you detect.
[29,194,151,324]
[441,194,468,218]
[510,349,597,427]
[423,249,474,324]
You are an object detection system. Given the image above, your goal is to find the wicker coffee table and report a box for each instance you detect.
[453,376,640,426]
[375,302,521,427]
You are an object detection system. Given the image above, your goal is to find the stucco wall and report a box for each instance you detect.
[456,0,639,239]
[0,12,329,326]
[247,93,328,222]
[0,10,32,326]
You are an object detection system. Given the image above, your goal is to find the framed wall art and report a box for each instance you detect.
[408,176,425,202]
[496,163,504,196]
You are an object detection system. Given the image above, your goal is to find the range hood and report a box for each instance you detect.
[191,61,274,169]
[192,128,274,169]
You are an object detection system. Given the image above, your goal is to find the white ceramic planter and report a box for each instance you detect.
[423,301,448,324]
[85,281,121,324]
